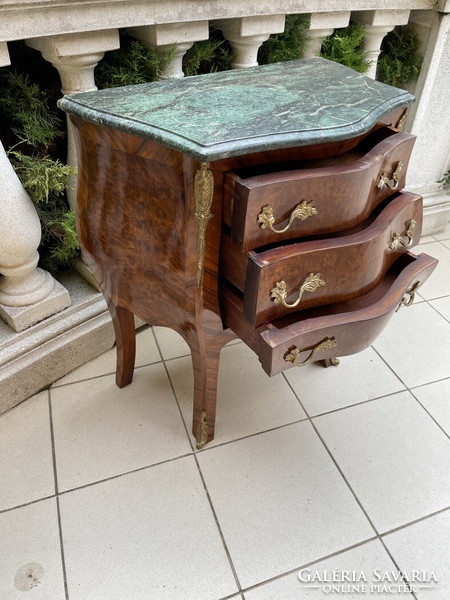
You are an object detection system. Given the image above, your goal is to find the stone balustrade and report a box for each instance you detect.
[0,0,449,407]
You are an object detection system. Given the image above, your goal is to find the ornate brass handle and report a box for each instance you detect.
[257,200,317,234]
[284,337,337,367]
[271,273,326,308]
[390,219,416,250]
[377,161,403,190]
[396,280,421,312]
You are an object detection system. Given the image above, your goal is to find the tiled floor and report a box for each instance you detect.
[2,230,450,600]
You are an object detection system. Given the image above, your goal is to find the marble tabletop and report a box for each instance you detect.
[59,57,414,161]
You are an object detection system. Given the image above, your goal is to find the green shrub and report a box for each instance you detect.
[183,33,232,76]
[0,70,63,150]
[438,170,450,187]
[95,36,175,88]
[377,25,423,87]
[8,149,79,273]
[258,14,310,64]
[320,24,371,73]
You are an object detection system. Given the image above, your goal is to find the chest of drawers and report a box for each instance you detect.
[59,58,438,449]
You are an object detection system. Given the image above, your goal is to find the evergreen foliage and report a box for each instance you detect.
[0,70,63,149]
[95,36,175,88]
[320,24,371,73]
[183,33,232,76]
[0,48,79,275]
[377,25,423,87]
[8,149,79,272]
[258,14,310,64]
[438,170,450,187]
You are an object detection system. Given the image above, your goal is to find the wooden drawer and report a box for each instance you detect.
[220,252,438,376]
[223,127,416,251]
[221,191,422,327]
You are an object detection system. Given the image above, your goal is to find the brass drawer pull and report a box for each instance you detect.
[284,337,337,367]
[377,161,403,190]
[390,219,416,250]
[271,273,325,309]
[257,200,317,234]
[396,280,421,312]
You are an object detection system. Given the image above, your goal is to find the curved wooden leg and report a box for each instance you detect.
[108,303,136,388]
[186,313,237,449]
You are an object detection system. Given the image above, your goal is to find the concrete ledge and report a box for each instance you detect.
[409,187,450,235]
[0,271,115,414]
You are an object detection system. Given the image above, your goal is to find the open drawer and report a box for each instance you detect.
[220,252,438,376]
[223,127,416,251]
[221,191,423,327]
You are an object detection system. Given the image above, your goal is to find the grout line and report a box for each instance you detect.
[51,358,164,389]
[379,505,450,538]
[282,372,380,535]
[48,389,70,600]
[370,343,450,442]
[410,373,450,392]
[409,389,450,443]
[56,452,194,497]
[377,538,418,600]
[240,537,378,595]
[0,493,57,515]
[194,453,243,595]
[304,387,407,419]
[427,297,450,324]
[151,328,196,453]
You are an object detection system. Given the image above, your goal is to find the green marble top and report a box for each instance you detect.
[58,58,414,162]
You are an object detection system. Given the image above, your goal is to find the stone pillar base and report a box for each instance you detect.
[74,258,101,292]
[0,280,71,332]
[421,189,450,235]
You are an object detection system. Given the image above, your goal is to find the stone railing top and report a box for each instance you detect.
[59,57,414,161]
[0,0,441,42]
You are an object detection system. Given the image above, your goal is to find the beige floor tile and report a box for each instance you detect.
[0,392,54,511]
[152,326,190,359]
[167,343,306,447]
[372,302,450,388]
[433,220,450,241]
[244,540,411,599]
[284,346,404,416]
[383,510,450,599]
[59,456,238,600]
[0,499,65,600]
[314,391,450,532]
[54,327,161,386]
[412,378,450,436]
[429,295,450,322]
[412,241,450,300]
[419,235,436,244]
[51,364,191,491]
[197,422,374,588]
[153,326,243,361]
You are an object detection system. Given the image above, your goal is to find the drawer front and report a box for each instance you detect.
[224,128,416,251]
[241,192,422,327]
[220,252,438,377]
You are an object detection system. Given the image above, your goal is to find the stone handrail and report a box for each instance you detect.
[0,0,449,406]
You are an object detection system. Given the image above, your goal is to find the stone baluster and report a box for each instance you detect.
[0,47,70,332]
[404,7,450,234]
[352,10,410,79]
[214,16,285,68]
[26,31,120,209]
[303,12,351,58]
[129,22,209,79]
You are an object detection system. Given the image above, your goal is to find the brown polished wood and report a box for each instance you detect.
[222,191,422,326]
[71,110,435,448]
[224,128,416,250]
[220,253,438,376]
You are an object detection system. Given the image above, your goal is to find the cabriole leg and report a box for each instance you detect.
[109,303,136,388]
